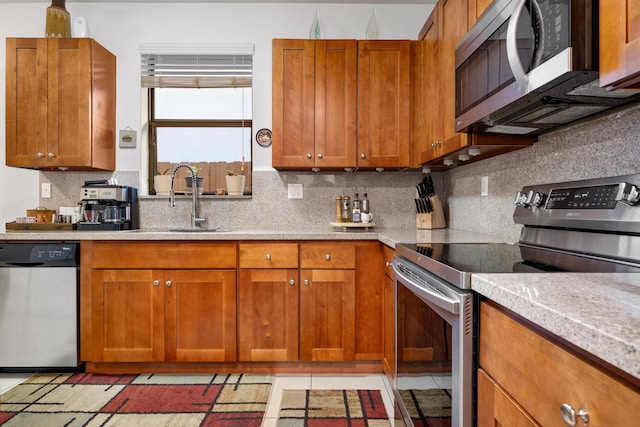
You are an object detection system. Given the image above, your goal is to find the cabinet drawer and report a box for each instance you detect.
[86,241,237,269]
[480,302,640,426]
[300,242,355,269]
[239,242,298,269]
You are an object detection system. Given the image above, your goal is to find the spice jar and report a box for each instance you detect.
[335,196,342,222]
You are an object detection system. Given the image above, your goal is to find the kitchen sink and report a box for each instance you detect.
[169,227,220,232]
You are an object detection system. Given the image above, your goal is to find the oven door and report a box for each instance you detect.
[392,257,475,427]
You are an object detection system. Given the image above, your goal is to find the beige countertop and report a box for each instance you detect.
[473,273,640,382]
[2,227,636,381]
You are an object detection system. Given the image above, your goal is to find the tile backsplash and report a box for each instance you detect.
[38,103,640,238]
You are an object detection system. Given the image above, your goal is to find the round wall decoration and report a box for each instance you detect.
[256,128,272,147]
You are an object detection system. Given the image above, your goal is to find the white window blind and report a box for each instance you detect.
[140,43,254,88]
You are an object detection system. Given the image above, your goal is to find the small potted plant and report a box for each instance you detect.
[153,168,172,196]
[184,166,204,195]
[225,169,245,196]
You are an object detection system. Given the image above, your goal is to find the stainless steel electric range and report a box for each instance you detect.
[392,173,640,427]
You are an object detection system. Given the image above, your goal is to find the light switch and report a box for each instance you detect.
[41,183,52,198]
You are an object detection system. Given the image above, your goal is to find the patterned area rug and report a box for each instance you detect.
[277,389,391,427]
[0,372,273,427]
[399,389,452,427]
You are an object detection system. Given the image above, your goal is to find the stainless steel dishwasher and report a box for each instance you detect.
[0,242,79,369]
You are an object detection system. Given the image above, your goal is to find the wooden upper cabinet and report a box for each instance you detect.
[599,0,640,90]
[440,0,472,156]
[5,38,116,171]
[413,6,444,166]
[272,39,357,169]
[315,40,358,168]
[357,40,411,168]
[273,39,410,170]
[467,0,493,29]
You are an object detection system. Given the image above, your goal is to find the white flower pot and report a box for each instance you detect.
[153,175,172,196]
[226,175,245,196]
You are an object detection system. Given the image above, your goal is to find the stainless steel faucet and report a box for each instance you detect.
[169,163,206,229]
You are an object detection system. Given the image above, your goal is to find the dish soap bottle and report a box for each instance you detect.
[352,193,361,223]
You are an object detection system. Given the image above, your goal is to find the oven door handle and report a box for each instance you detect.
[392,260,460,315]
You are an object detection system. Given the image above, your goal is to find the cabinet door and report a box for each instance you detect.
[477,369,541,427]
[5,38,48,167]
[413,7,444,165]
[91,269,165,362]
[383,274,395,379]
[272,39,316,168]
[357,40,411,168]
[440,0,472,156]
[47,38,94,168]
[165,270,237,362]
[468,0,493,28]
[600,1,640,89]
[238,269,299,361]
[354,242,383,360]
[315,40,358,168]
[299,269,355,361]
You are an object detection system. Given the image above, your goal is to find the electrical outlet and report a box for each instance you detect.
[288,183,303,199]
[481,176,489,196]
[41,182,52,198]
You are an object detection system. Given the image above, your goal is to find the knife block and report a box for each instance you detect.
[416,195,446,229]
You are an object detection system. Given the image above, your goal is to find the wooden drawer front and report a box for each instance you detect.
[87,241,237,269]
[239,242,298,269]
[300,242,355,269]
[382,244,395,279]
[480,302,640,427]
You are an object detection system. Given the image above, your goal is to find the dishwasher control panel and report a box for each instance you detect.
[0,243,78,267]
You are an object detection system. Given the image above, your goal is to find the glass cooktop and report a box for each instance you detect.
[395,242,640,289]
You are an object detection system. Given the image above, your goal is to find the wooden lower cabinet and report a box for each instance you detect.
[90,268,236,363]
[382,244,395,378]
[238,241,382,364]
[300,268,356,361]
[238,268,299,362]
[479,301,640,426]
[477,368,540,427]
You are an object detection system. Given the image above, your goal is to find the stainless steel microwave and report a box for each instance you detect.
[454,0,640,135]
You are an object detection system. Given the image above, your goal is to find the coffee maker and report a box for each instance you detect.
[77,181,139,230]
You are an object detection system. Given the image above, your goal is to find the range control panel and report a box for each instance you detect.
[546,184,620,210]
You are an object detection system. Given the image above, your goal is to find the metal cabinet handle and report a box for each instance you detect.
[37,152,45,158]
[385,261,391,268]
[317,153,323,159]
[289,279,295,286]
[266,253,271,261]
[48,153,56,159]
[325,254,331,261]
[304,279,309,286]
[166,280,172,287]
[307,153,312,159]
[153,280,160,286]
[360,153,366,159]
[560,403,589,426]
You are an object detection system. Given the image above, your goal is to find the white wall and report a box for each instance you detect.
[0,2,431,224]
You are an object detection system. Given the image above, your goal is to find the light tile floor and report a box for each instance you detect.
[1,372,398,426]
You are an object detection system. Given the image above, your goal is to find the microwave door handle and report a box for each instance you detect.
[506,0,530,90]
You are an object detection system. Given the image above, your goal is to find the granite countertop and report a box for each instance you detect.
[0,227,509,246]
[2,227,637,382]
[473,273,640,382]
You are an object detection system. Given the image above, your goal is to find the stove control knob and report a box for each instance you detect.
[616,183,640,206]
[514,191,528,207]
[526,191,545,207]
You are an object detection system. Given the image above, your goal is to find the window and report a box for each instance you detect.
[142,45,253,195]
